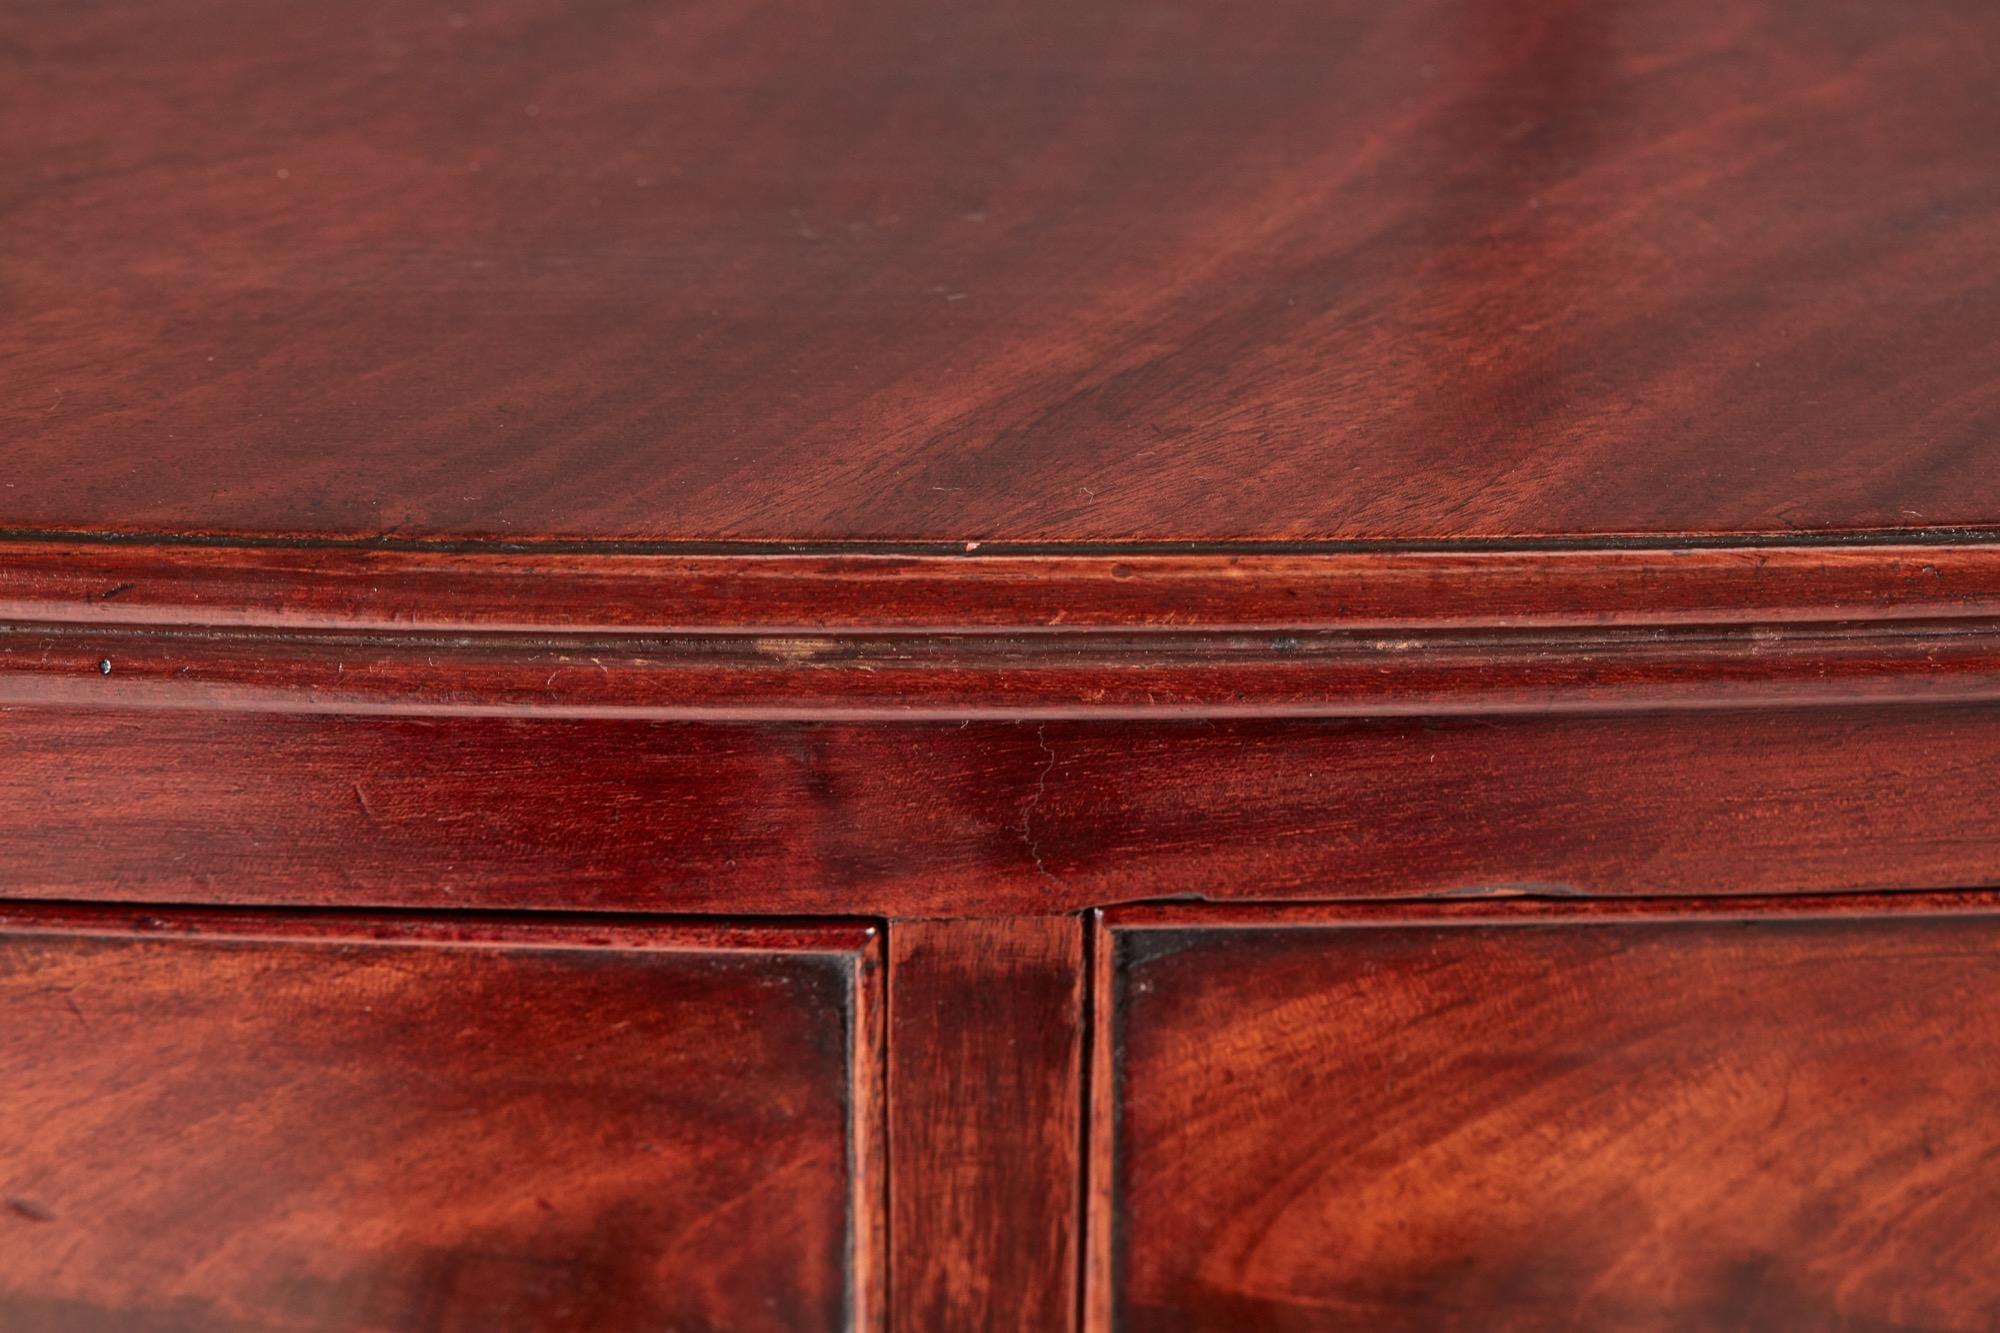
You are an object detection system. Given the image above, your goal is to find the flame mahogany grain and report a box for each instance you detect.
[1090,895,2000,1331]
[0,907,885,1332]
[4,0,1998,544]
[8,0,2000,1324]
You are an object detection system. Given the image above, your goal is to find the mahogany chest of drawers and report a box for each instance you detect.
[4,0,1999,1328]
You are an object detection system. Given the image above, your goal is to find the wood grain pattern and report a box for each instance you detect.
[0,906,884,1332]
[9,542,2000,634]
[5,706,2000,917]
[5,0,1997,544]
[889,917,1084,1331]
[9,618,2000,720]
[1090,895,2000,1331]
[12,5,2000,1317]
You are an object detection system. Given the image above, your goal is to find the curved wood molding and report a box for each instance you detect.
[3,619,1999,719]
[4,540,2000,633]
[5,540,2000,716]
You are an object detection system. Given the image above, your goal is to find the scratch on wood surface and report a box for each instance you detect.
[1018,723,1059,885]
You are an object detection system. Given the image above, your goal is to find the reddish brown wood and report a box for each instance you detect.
[9,618,2000,719]
[7,542,2000,634]
[889,916,1084,1331]
[0,905,884,1332]
[10,0,2000,1318]
[4,706,1999,917]
[5,0,1998,545]
[1090,894,2000,1331]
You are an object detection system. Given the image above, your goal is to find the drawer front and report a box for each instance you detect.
[0,908,881,1332]
[1090,896,2000,1332]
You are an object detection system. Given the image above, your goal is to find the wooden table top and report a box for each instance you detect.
[6,0,1996,549]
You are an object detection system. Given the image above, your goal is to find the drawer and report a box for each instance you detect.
[1088,896,2000,1331]
[0,907,882,1332]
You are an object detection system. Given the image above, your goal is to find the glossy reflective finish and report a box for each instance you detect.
[1091,896,2000,1331]
[9,0,2000,1325]
[10,541,2000,634]
[0,908,884,1332]
[5,0,1998,544]
[889,917,1083,1330]
[13,619,2000,720]
[6,707,2000,917]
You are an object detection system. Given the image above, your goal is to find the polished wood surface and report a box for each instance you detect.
[13,538,2000,722]
[11,618,2000,720]
[6,0,1998,545]
[10,541,2000,634]
[1090,895,2000,1331]
[888,917,1083,1331]
[5,707,1999,917]
[0,907,883,1332]
[8,0,2000,1323]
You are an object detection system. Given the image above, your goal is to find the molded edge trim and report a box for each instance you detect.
[8,540,2000,715]
[3,541,2000,633]
[2,618,1998,717]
